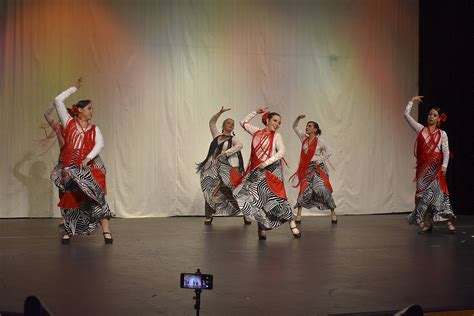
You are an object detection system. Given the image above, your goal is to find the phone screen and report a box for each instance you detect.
[180,273,213,290]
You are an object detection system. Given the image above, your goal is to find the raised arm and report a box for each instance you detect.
[241,106,267,135]
[55,79,82,127]
[209,107,230,138]
[404,96,424,133]
[293,114,307,142]
[44,103,56,128]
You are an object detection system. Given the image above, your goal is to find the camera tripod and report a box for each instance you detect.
[193,269,202,316]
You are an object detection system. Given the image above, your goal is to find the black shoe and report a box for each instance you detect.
[289,222,301,238]
[257,223,267,240]
[447,222,456,234]
[204,217,213,225]
[331,219,338,224]
[61,234,70,244]
[103,232,113,244]
[295,215,302,224]
[58,223,65,229]
[418,225,433,234]
[243,216,252,225]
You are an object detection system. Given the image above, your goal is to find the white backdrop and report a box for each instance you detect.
[0,0,419,218]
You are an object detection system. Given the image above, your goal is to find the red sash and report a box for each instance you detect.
[290,136,332,194]
[415,127,448,194]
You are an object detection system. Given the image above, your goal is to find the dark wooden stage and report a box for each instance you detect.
[1,215,473,315]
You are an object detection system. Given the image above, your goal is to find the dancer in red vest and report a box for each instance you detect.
[197,107,249,225]
[234,106,301,240]
[291,114,337,224]
[54,78,114,244]
[405,96,455,234]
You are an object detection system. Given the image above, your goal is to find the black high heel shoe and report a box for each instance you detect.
[61,234,70,244]
[289,221,301,238]
[204,216,213,225]
[103,232,113,244]
[418,225,433,234]
[243,216,252,225]
[257,223,267,240]
[447,222,456,234]
[331,214,338,224]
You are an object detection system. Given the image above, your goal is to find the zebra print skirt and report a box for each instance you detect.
[233,161,294,229]
[295,161,336,211]
[407,166,455,226]
[200,156,241,217]
[59,156,114,236]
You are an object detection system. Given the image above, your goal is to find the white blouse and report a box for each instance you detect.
[54,87,104,160]
[293,122,332,164]
[404,101,449,168]
[240,111,285,167]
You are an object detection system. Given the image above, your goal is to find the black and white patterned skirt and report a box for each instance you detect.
[295,161,336,211]
[199,156,241,217]
[233,161,294,229]
[59,156,114,236]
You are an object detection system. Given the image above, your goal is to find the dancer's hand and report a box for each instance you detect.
[297,114,306,120]
[258,162,266,169]
[441,166,447,176]
[256,106,269,114]
[219,106,231,113]
[80,158,91,168]
[216,152,227,159]
[411,96,423,103]
[75,77,83,89]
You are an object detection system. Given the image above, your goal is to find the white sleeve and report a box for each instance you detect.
[263,133,285,167]
[404,101,424,133]
[292,119,306,142]
[240,111,260,135]
[87,126,104,160]
[317,138,332,162]
[54,86,77,127]
[209,113,221,138]
[441,131,449,168]
[224,136,243,157]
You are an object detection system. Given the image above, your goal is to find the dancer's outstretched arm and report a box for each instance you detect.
[54,78,81,127]
[293,114,306,142]
[209,106,230,138]
[404,96,424,133]
[240,106,267,135]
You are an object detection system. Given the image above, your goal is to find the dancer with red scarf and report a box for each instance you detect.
[405,96,455,234]
[291,114,337,224]
[54,78,114,244]
[233,106,301,240]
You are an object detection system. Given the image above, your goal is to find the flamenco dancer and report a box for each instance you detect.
[404,96,455,234]
[233,106,301,240]
[291,114,337,224]
[197,107,250,225]
[54,78,114,244]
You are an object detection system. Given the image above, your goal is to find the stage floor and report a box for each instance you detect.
[1,214,473,315]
